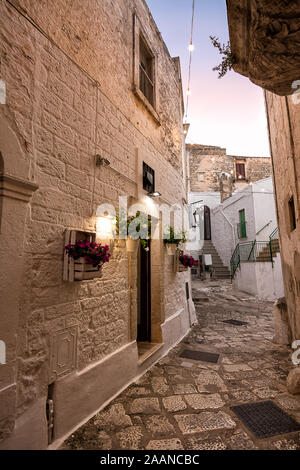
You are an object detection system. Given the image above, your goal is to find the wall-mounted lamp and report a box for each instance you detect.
[96,212,115,246]
[147,191,161,198]
[95,155,111,167]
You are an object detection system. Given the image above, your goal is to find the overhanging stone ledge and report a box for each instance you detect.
[226,0,300,96]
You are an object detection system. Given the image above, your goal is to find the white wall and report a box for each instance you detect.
[211,186,255,267]
[188,192,221,209]
[211,177,278,268]
[252,178,277,240]
[233,255,284,301]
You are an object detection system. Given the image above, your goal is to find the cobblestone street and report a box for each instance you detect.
[62,281,300,451]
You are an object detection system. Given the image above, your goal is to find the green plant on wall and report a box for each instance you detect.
[210,36,234,78]
[115,209,151,250]
[163,225,186,247]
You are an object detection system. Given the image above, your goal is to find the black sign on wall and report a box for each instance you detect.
[143,162,155,193]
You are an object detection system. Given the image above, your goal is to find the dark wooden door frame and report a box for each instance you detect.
[137,239,151,342]
[204,205,211,240]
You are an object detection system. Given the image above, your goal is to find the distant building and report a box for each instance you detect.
[211,177,284,301]
[186,144,272,278]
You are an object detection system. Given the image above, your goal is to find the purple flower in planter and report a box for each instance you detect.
[65,240,112,269]
[179,254,196,268]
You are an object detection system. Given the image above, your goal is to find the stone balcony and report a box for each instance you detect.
[226,0,300,96]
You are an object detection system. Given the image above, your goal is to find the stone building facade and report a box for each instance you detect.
[0,0,195,449]
[226,0,300,391]
[186,144,272,196]
[264,92,300,341]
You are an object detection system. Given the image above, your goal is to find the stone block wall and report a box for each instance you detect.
[265,90,300,340]
[186,144,272,195]
[0,0,190,448]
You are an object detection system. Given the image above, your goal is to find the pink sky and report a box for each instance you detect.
[147,0,270,157]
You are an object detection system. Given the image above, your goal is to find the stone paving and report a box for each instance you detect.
[62,280,300,450]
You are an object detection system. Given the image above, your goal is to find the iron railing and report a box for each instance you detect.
[230,244,240,279]
[230,240,273,279]
[230,228,279,279]
[269,227,278,241]
[269,227,279,266]
[256,220,272,236]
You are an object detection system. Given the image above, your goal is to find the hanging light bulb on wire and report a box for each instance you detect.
[184,0,195,126]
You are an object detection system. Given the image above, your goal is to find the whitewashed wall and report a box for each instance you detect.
[252,178,277,240]
[211,177,278,268]
[234,254,284,301]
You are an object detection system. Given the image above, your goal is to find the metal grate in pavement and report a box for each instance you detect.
[231,400,300,439]
[179,349,220,364]
[223,319,248,326]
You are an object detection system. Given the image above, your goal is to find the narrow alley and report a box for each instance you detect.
[61,281,300,451]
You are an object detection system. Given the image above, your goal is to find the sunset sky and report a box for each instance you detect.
[147,0,270,157]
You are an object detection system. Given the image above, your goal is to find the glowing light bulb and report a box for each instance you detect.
[188,43,195,52]
[186,89,191,96]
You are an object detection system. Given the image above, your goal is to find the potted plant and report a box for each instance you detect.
[174,251,196,272]
[115,210,151,253]
[65,240,111,280]
[163,226,186,256]
[179,253,196,268]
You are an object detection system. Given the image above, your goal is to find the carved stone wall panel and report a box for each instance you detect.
[49,327,78,383]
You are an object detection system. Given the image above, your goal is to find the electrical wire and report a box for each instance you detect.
[184,0,195,124]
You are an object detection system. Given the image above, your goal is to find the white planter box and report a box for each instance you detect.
[63,229,104,282]
[126,238,138,253]
[73,257,103,281]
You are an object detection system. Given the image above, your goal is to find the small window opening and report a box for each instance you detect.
[139,35,154,107]
[288,196,296,232]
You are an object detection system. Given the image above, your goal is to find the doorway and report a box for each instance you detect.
[204,205,211,240]
[137,240,151,343]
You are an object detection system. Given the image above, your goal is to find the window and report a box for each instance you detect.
[236,163,246,180]
[288,196,296,232]
[139,35,154,107]
[237,209,247,239]
[133,14,160,125]
[143,162,155,193]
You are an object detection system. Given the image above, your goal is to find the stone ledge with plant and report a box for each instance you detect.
[163,226,186,255]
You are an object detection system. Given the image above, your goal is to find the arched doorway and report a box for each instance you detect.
[204,206,211,240]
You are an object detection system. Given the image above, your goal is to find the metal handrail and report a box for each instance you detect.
[247,240,256,261]
[256,220,272,236]
[269,227,278,240]
[269,227,278,266]
[230,239,274,279]
[230,244,240,279]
